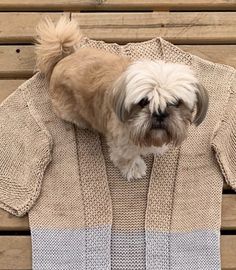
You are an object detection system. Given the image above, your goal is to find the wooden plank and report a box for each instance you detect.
[72,12,236,44]
[1,45,236,79]
[223,182,235,191]
[0,80,25,103]
[0,235,235,269]
[0,46,35,78]
[222,195,236,230]
[0,12,236,44]
[0,236,31,270]
[0,209,29,231]
[0,13,68,44]
[180,45,236,68]
[221,236,236,270]
[0,0,235,11]
[0,195,235,231]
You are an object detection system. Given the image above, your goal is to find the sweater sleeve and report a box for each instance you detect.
[0,87,52,216]
[211,74,236,191]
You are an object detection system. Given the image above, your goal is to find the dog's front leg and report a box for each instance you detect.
[108,139,147,181]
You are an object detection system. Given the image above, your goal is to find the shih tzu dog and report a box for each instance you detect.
[35,17,209,180]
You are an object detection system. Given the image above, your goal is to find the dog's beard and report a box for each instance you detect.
[127,104,192,147]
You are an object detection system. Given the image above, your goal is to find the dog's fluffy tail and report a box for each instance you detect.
[35,16,82,79]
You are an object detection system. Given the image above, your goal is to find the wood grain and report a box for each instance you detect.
[180,45,236,67]
[0,0,235,11]
[72,12,236,44]
[222,195,236,230]
[0,208,29,231]
[0,79,25,102]
[221,236,236,270]
[0,236,31,270]
[0,13,68,44]
[0,235,235,269]
[0,45,236,79]
[0,46,35,78]
[0,12,236,44]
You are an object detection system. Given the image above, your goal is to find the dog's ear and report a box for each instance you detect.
[193,83,209,126]
[111,76,129,122]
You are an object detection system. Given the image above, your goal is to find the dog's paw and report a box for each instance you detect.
[122,157,147,181]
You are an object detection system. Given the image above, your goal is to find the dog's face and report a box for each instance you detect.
[112,60,209,147]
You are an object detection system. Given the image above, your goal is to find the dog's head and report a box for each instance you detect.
[112,60,209,147]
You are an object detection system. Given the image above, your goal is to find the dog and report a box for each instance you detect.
[35,17,209,180]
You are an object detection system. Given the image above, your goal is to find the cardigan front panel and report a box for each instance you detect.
[76,128,113,269]
[26,75,88,269]
[166,57,235,270]
[171,57,235,233]
[100,136,152,269]
[27,75,85,229]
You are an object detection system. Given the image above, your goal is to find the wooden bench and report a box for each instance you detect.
[0,1,236,269]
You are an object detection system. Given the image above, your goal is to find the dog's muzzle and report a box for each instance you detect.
[151,110,169,129]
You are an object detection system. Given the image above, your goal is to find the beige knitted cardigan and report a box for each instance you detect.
[0,37,236,270]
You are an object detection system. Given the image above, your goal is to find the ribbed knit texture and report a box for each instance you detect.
[0,37,235,270]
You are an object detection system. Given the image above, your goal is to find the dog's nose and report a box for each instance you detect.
[153,110,169,121]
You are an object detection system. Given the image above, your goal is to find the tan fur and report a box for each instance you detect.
[35,16,83,79]
[50,48,131,134]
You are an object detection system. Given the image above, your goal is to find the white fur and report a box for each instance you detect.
[108,130,169,180]
[109,60,200,180]
[123,60,198,113]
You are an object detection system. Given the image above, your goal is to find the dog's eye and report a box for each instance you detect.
[167,100,181,107]
[138,98,149,108]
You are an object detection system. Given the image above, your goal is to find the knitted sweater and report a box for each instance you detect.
[0,37,235,270]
